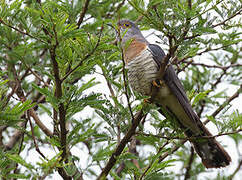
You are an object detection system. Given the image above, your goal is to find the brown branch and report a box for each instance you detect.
[194,60,238,117]
[116,137,140,177]
[204,84,242,124]
[0,19,46,43]
[196,68,227,117]
[49,26,68,165]
[77,0,91,29]
[27,110,46,159]
[139,128,242,141]
[184,147,195,180]
[182,61,242,70]
[211,9,242,28]
[97,110,146,180]
[159,139,187,162]
[29,109,53,137]
[179,43,236,65]
[184,7,241,40]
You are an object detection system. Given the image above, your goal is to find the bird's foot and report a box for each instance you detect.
[143,98,151,104]
[152,80,160,87]
[152,80,164,88]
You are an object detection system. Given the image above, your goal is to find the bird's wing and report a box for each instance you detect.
[148,44,199,127]
[148,44,231,168]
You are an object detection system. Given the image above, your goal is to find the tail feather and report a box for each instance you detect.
[185,125,231,168]
[157,107,231,168]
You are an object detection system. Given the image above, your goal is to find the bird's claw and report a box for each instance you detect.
[143,98,151,104]
[152,80,164,88]
[152,80,160,87]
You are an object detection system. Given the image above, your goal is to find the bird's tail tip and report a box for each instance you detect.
[192,137,231,168]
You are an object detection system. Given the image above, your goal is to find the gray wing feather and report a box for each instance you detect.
[148,44,231,168]
[148,44,199,125]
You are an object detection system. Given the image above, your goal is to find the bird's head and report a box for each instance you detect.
[117,19,139,34]
[117,19,146,45]
[107,19,147,47]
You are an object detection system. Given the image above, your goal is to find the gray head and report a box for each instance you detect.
[117,19,148,46]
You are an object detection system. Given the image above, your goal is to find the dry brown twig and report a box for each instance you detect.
[77,0,91,29]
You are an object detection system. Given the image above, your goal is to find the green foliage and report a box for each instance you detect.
[0,0,241,179]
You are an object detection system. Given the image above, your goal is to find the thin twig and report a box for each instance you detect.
[117,23,135,121]
[138,128,242,141]
[204,84,242,124]
[211,9,242,28]
[0,19,46,43]
[179,43,238,64]
[184,8,242,40]
[182,61,242,70]
[139,140,169,179]
[184,147,195,180]
[29,109,53,137]
[27,110,47,159]
[77,0,91,28]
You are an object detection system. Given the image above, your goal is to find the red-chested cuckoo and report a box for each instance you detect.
[116,19,231,168]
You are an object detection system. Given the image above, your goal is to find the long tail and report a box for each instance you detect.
[156,65,231,168]
[158,108,231,168]
[185,123,231,168]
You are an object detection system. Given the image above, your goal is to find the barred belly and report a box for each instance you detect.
[125,48,158,96]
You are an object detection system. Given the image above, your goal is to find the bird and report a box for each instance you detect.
[116,19,231,168]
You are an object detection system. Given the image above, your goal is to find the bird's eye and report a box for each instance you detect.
[123,23,130,28]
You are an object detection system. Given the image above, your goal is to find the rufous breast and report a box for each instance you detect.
[123,39,147,64]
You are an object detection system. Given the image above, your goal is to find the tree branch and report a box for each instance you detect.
[182,61,242,70]
[27,110,46,159]
[97,110,146,179]
[29,109,53,137]
[49,25,68,166]
[184,8,242,40]
[77,0,91,28]
[184,147,194,180]
[139,128,242,141]
[139,140,169,179]
[211,9,242,28]
[0,19,46,43]
[204,84,242,124]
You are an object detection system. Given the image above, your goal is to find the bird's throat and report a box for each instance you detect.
[123,40,147,64]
